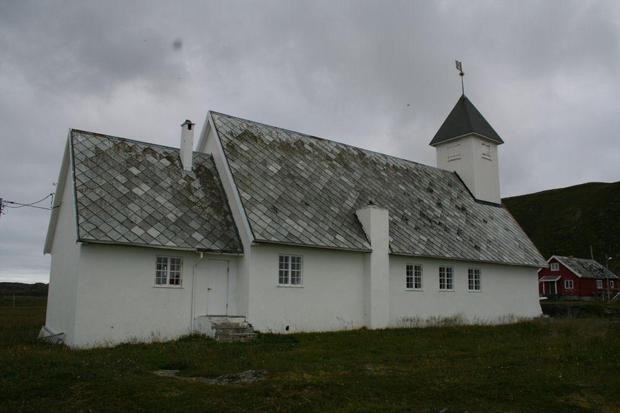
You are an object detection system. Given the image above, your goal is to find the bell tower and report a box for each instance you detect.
[430,95,504,204]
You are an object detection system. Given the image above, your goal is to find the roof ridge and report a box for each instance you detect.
[209,111,451,176]
[555,255,595,262]
[70,128,207,156]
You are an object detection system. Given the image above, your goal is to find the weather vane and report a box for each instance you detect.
[455,60,465,96]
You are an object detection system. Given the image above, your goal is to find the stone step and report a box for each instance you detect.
[212,322,250,329]
[214,325,254,332]
[215,333,256,342]
[216,331,256,338]
[216,334,256,343]
[209,316,256,342]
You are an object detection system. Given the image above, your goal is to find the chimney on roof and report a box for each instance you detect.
[180,119,194,171]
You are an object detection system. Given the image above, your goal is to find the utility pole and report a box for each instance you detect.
[606,257,613,302]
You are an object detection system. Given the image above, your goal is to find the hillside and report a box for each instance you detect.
[0,282,48,297]
[503,181,620,274]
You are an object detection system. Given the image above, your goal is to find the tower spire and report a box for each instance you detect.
[455,60,465,96]
[430,93,504,205]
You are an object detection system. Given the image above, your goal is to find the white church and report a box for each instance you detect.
[41,94,546,347]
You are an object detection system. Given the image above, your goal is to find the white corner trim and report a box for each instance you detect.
[44,133,71,254]
[201,112,255,244]
[195,113,211,153]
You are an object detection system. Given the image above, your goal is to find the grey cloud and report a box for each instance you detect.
[1,0,619,282]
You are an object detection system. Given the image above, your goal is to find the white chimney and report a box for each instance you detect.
[356,204,390,329]
[180,119,194,172]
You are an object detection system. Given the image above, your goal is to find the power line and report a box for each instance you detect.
[9,193,54,207]
[4,203,53,210]
[0,193,57,217]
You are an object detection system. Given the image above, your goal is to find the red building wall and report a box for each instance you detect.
[538,257,618,298]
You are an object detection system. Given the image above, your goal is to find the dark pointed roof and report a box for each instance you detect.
[429,95,504,146]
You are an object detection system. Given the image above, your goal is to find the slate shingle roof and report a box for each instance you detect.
[554,256,618,279]
[211,112,546,267]
[71,130,242,253]
[429,95,504,146]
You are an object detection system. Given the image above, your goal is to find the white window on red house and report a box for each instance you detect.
[406,265,422,289]
[550,263,559,271]
[155,256,182,286]
[278,255,303,286]
[439,267,453,290]
[596,279,603,289]
[611,281,616,289]
[564,279,574,289]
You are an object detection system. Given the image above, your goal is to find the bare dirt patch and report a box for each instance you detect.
[154,369,266,385]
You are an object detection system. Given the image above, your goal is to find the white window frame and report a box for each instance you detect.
[278,255,303,287]
[467,268,481,292]
[439,266,454,291]
[611,280,615,289]
[406,264,423,290]
[550,263,560,271]
[596,279,603,289]
[564,279,574,289]
[155,256,183,287]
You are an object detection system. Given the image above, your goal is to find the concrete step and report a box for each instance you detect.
[213,322,251,329]
[215,333,256,343]
[216,334,256,343]
[214,325,254,332]
[209,316,256,343]
[215,330,256,337]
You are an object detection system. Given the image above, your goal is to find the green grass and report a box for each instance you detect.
[1,298,620,412]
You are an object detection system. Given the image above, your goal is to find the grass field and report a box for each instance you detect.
[1,298,620,412]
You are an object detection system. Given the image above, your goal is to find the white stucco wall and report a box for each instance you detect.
[244,245,541,334]
[69,244,239,348]
[64,242,541,345]
[247,244,367,333]
[436,135,501,204]
[389,256,542,325]
[45,166,80,343]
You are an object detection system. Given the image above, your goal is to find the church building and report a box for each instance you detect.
[41,94,545,347]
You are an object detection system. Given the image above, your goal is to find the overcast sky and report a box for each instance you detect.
[1,0,619,283]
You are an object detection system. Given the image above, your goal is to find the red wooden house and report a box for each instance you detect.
[538,256,618,298]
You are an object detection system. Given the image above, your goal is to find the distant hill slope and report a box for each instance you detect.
[0,282,48,297]
[503,181,620,274]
